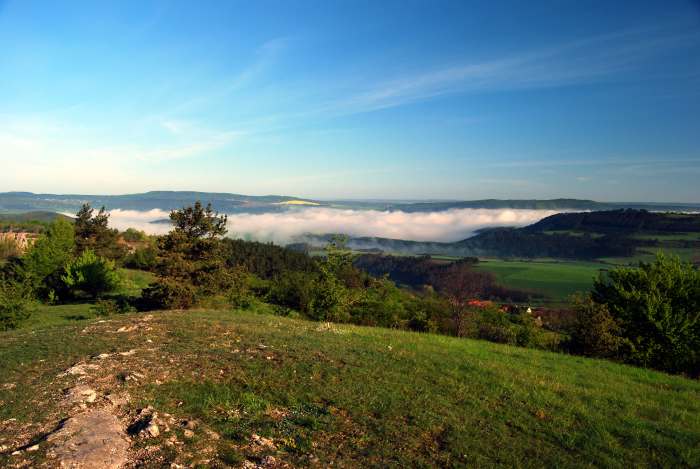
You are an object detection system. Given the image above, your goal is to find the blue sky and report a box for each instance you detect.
[1,0,699,201]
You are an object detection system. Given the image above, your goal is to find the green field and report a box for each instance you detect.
[475,244,698,303]
[1,307,699,467]
[475,259,608,303]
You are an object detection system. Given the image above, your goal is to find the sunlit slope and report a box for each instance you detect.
[1,307,698,467]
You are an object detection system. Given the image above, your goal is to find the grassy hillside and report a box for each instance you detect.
[1,307,698,467]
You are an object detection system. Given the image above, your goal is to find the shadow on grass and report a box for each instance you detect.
[63,314,90,321]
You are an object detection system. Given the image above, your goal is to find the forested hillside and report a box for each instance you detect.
[303,209,700,261]
[527,209,700,233]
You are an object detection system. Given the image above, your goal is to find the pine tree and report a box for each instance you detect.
[143,202,232,308]
[74,203,123,259]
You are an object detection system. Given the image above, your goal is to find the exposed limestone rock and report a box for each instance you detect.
[47,409,130,469]
[146,423,160,438]
[66,385,98,404]
[61,363,100,377]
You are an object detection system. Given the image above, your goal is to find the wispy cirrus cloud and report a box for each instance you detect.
[328,26,700,114]
[483,157,700,169]
[159,37,291,117]
[128,130,245,162]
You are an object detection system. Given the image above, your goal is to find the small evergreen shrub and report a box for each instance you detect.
[0,282,31,331]
[141,279,197,310]
[91,298,136,317]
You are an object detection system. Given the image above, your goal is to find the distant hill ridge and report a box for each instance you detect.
[391,198,609,212]
[0,191,320,213]
[2,191,698,214]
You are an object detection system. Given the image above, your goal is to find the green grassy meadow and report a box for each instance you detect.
[475,258,608,303]
[474,241,697,303]
[1,307,699,467]
[118,267,156,296]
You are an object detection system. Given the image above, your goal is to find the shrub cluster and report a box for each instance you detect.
[0,204,125,328]
[567,254,700,376]
[453,306,556,349]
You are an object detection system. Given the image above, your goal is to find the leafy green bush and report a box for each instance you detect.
[62,249,122,299]
[0,282,31,331]
[305,236,363,322]
[228,288,254,309]
[472,308,518,344]
[308,268,356,322]
[23,218,75,300]
[350,278,407,328]
[227,269,255,309]
[122,228,148,242]
[405,309,438,333]
[592,253,700,375]
[266,268,361,323]
[452,306,553,349]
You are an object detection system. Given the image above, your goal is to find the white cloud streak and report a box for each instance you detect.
[330,27,700,114]
[104,209,172,234]
[106,207,560,244]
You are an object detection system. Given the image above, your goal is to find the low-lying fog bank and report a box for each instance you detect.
[106,207,562,244]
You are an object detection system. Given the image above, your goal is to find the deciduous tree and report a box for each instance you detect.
[592,253,700,374]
